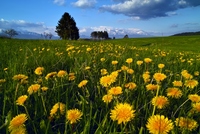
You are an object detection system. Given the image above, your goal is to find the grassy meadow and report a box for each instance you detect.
[0,35,200,134]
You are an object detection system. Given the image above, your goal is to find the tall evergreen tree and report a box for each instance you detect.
[55,12,79,40]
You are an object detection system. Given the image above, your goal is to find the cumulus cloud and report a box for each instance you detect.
[53,0,66,6]
[100,0,200,19]
[72,0,97,8]
[0,19,56,35]
[79,26,150,38]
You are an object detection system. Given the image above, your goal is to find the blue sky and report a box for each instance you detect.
[0,0,200,38]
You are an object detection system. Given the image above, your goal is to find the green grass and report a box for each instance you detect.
[0,36,200,133]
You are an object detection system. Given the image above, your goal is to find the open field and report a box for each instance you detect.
[0,35,200,133]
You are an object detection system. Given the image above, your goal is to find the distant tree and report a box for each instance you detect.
[90,31,109,40]
[124,34,129,38]
[55,12,79,40]
[3,29,18,38]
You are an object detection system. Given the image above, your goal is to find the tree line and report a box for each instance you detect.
[90,31,109,40]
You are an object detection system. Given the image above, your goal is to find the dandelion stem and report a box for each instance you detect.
[152,83,160,116]
[24,106,37,134]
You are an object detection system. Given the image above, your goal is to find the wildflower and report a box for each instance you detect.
[100,69,108,75]
[9,114,27,131]
[16,95,28,106]
[144,58,152,63]
[175,117,198,131]
[10,126,27,134]
[108,86,123,96]
[125,82,137,90]
[136,60,143,66]
[152,96,169,109]
[194,71,199,76]
[50,102,66,118]
[68,73,76,81]
[166,87,182,98]
[45,72,57,80]
[158,64,165,69]
[126,58,133,64]
[27,84,40,95]
[127,69,134,74]
[146,115,173,134]
[57,70,67,77]
[192,102,200,112]
[188,94,200,103]
[85,66,90,70]
[181,70,193,79]
[4,68,8,71]
[100,58,105,62]
[172,80,183,87]
[41,86,48,91]
[102,94,113,103]
[78,80,88,88]
[66,109,83,124]
[100,75,113,87]
[112,60,118,65]
[185,79,198,89]
[12,74,28,81]
[34,67,44,75]
[153,73,167,83]
[143,72,151,83]
[110,103,135,124]
[146,84,159,91]
[121,65,128,71]
[86,47,92,51]
[0,79,6,84]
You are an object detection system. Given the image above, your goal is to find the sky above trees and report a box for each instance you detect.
[0,0,200,38]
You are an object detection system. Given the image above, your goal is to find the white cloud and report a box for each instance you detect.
[53,0,66,6]
[100,0,200,19]
[79,26,150,38]
[72,0,97,8]
[0,19,56,35]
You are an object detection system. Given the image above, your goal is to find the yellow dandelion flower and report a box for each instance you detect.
[10,126,27,134]
[9,114,27,131]
[126,58,133,64]
[192,102,200,112]
[102,94,113,103]
[100,69,108,75]
[110,103,135,124]
[50,102,66,118]
[16,95,28,106]
[66,109,83,124]
[127,69,134,74]
[100,58,105,62]
[4,68,8,71]
[175,117,198,131]
[27,84,40,95]
[146,115,174,134]
[125,82,137,90]
[185,79,198,89]
[0,79,6,84]
[143,72,151,83]
[146,84,159,91]
[12,74,28,81]
[172,80,183,87]
[166,87,182,98]
[57,70,67,77]
[144,58,152,63]
[152,96,169,109]
[100,75,113,87]
[45,72,57,80]
[68,73,76,81]
[108,86,123,96]
[194,71,199,76]
[86,47,92,51]
[188,94,200,103]
[121,65,129,71]
[181,70,193,79]
[111,60,118,65]
[158,64,165,69]
[78,80,88,88]
[153,73,167,83]
[136,60,143,66]
[41,86,48,91]
[85,66,90,70]
[34,67,44,75]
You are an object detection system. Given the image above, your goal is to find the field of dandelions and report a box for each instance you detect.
[1,36,200,134]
